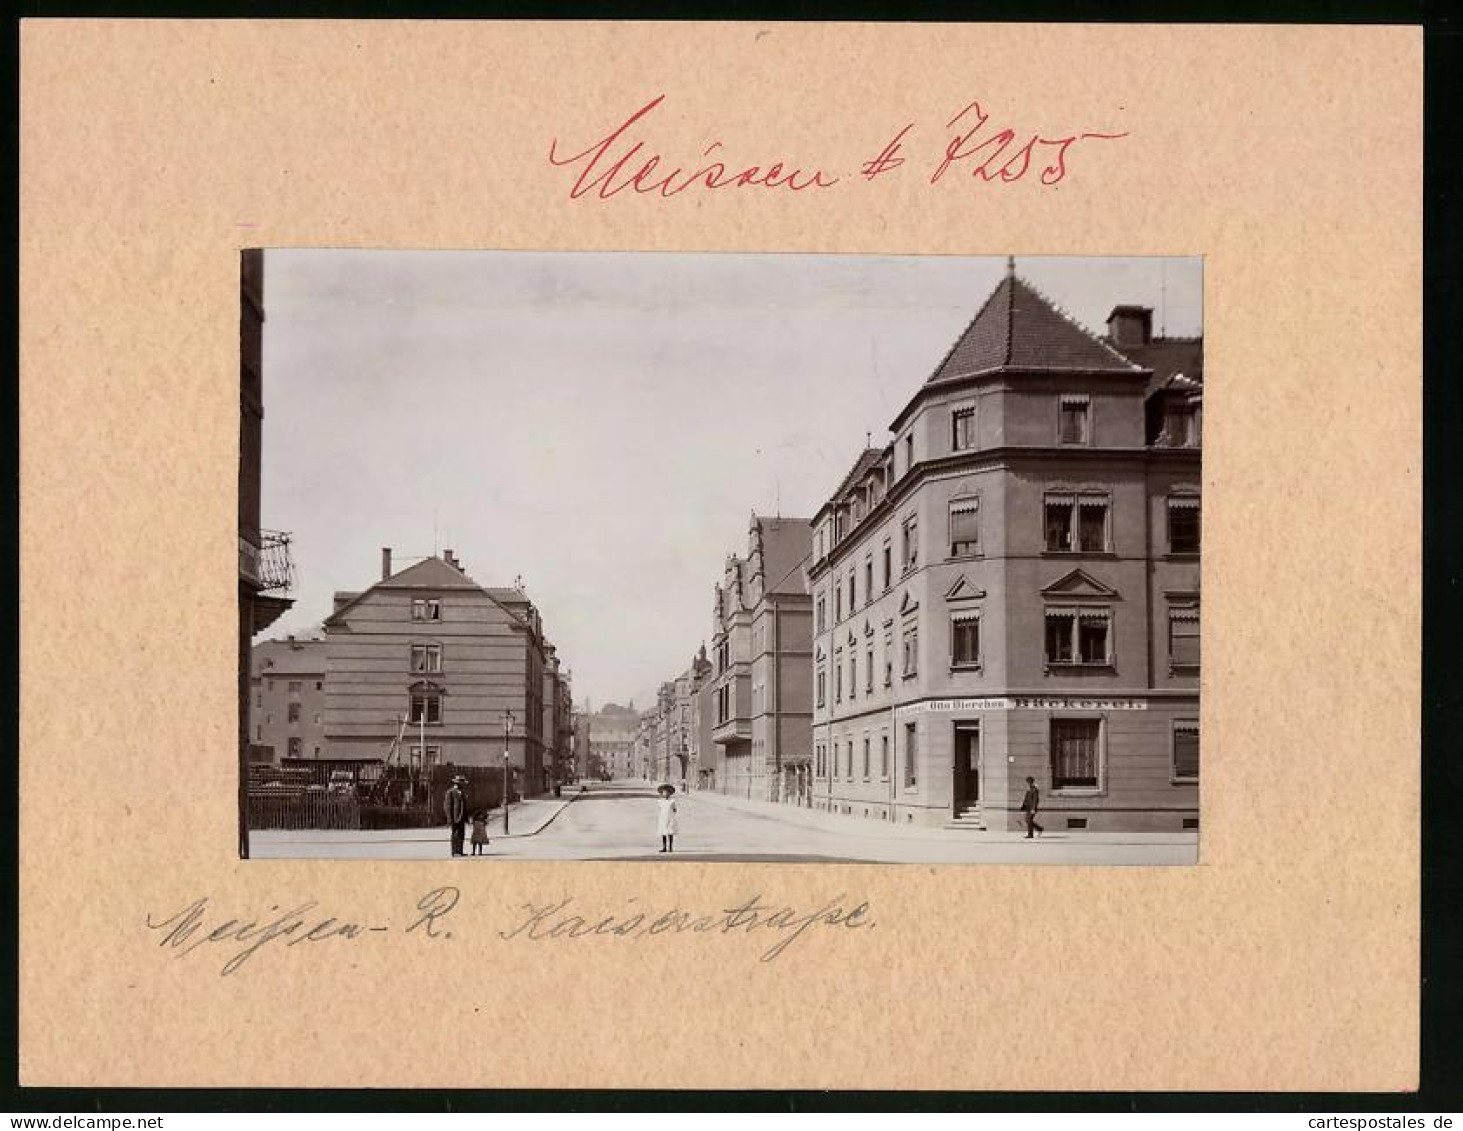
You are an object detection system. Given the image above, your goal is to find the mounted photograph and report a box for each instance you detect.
[237,250,1203,864]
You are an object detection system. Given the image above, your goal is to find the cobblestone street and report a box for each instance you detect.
[251,780,1197,864]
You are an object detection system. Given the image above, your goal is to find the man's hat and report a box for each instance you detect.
[452,775,468,784]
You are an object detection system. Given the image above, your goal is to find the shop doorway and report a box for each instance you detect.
[953,722,981,813]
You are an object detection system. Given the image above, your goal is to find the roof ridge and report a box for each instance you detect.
[1002,272,1015,367]
[1012,275,1143,371]
[924,274,1012,387]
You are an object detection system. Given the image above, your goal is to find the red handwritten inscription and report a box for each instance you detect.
[548,95,839,201]
[930,101,1128,186]
[546,96,1128,202]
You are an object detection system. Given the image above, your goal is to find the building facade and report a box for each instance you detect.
[808,266,1201,831]
[640,649,715,788]
[250,636,327,762]
[322,548,562,795]
[238,249,294,856]
[710,515,814,801]
[579,701,639,780]
[542,648,573,787]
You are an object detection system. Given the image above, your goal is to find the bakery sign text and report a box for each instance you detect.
[896,697,1149,714]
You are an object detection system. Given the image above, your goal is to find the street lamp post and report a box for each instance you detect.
[502,709,515,835]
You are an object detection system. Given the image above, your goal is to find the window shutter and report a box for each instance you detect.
[950,504,980,547]
[1174,726,1200,779]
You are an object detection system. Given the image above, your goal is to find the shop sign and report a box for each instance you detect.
[896,696,1148,714]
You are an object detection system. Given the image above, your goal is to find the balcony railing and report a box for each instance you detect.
[258,529,295,593]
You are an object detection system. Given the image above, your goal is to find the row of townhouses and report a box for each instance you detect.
[636,265,1202,832]
[250,547,575,797]
[572,700,640,781]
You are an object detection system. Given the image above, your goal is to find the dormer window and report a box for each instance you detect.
[1059,396,1091,445]
[1162,404,1201,448]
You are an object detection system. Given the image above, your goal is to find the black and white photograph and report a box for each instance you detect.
[238,251,1203,865]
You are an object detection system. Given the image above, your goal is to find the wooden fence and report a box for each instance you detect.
[246,760,520,831]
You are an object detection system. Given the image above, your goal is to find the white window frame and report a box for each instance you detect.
[411,598,442,622]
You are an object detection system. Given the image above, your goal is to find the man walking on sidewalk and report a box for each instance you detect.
[1021,776,1044,839]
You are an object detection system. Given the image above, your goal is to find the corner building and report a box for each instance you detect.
[807,268,1201,832]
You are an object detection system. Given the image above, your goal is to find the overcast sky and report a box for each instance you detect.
[259,251,1202,711]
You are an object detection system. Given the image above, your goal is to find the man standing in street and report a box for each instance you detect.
[1021,776,1044,839]
[445,774,469,857]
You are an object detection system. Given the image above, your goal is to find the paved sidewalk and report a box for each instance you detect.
[251,784,1197,862]
[685,787,1198,846]
[251,793,577,850]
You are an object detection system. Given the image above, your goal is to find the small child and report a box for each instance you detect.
[470,810,490,856]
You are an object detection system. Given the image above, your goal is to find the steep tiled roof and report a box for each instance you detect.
[757,518,813,596]
[1111,337,1204,397]
[377,556,482,590]
[832,448,884,502]
[927,274,1143,384]
[324,555,516,626]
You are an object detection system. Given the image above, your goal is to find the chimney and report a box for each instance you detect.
[444,548,457,568]
[381,547,392,580]
[1106,305,1153,348]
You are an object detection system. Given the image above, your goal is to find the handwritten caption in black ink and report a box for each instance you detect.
[144,886,460,976]
[145,888,873,974]
[499,893,874,962]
